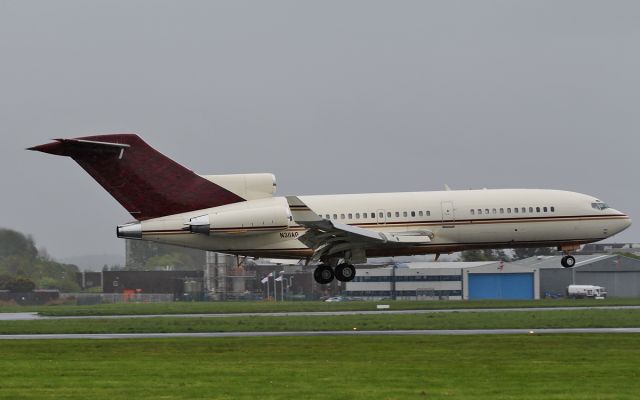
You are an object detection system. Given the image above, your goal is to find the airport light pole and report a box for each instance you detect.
[273,271,277,302]
[279,270,285,301]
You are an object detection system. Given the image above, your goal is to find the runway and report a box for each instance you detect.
[1,327,639,340]
[2,305,640,321]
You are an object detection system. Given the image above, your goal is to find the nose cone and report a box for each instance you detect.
[621,216,632,232]
[117,222,142,239]
[610,210,632,235]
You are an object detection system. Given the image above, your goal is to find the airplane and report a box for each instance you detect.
[29,134,632,284]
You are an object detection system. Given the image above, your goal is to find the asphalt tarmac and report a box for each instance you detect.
[1,305,640,321]
[1,328,639,340]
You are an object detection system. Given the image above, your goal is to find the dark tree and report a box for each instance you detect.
[512,247,554,260]
[0,229,38,259]
[4,276,36,292]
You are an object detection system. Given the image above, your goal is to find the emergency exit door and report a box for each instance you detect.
[441,201,455,223]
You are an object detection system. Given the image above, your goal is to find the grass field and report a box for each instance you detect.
[3,298,640,316]
[1,335,639,399]
[1,309,639,334]
[3,302,638,399]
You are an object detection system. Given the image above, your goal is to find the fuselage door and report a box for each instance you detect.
[441,201,455,223]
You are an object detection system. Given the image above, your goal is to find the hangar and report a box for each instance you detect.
[463,262,540,300]
[345,261,541,300]
[518,254,640,298]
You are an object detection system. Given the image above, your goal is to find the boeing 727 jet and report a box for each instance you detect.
[29,134,631,284]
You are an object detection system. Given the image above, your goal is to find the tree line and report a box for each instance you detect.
[0,228,80,292]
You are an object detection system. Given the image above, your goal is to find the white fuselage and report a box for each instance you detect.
[137,189,631,260]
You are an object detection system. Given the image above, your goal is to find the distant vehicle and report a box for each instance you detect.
[325,296,348,302]
[567,284,607,299]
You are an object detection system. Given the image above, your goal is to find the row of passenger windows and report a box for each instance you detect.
[318,206,557,221]
[470,206,555,216]
[322,210,431,221]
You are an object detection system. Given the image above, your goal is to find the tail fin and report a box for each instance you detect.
[28,134,245,220]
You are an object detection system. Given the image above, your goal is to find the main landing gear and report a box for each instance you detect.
[313,263,356,284]
[561,255,576,268]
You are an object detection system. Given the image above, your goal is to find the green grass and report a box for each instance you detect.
[3,298,640,317]
[0,335,639,399]
[1,309,639,334]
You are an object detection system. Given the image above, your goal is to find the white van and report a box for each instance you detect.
[566,285,607,299]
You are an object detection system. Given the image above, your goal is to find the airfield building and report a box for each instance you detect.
[345,261,541,300]
[345,255,640,300]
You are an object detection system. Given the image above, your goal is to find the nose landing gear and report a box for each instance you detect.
[561,255,576,268]
[558,244,579,268]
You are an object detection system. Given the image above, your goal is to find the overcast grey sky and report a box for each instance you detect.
[1,1,639,260]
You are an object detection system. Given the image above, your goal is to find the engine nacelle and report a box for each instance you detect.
[200,173,276,200]
[186,205,291,236]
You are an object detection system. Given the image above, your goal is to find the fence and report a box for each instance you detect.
[61,293,174,305]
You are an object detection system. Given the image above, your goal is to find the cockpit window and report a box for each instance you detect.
[591,202,609,210]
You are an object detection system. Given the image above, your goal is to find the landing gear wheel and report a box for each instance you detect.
[561,255,576,268]
[313,264,334,284]
[335,263,356,282]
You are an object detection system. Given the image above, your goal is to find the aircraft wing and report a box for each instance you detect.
[286,196,433,261]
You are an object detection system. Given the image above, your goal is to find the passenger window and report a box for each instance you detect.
[500,208,504,214]
[485,209,489,214]
[419,211,423,217]
[492,208,497,214]
[513,208,518,214]
[522,207,526,213]
[355,213,360,219]
[543,207,547,212]
[403,211,408,217]
[427,211,430,216]
[333,214,338,219]
[379,212,383,218]
[550,206,555,212]
[471,209,475,215]
[478,209,482,215]
[536,207,540,213]
[348,213,353,219]
[325,214,330,219]
[529,207,533,213]
[506,208,511,214]
[387,212,391,218]
[340,214,345,219]
[371,213,375,218]
[411,211,416,217]
[395,212,400,217]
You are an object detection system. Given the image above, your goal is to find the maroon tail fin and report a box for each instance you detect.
[28,134,245,220]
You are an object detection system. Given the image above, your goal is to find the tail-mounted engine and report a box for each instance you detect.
[186,205,291,236]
